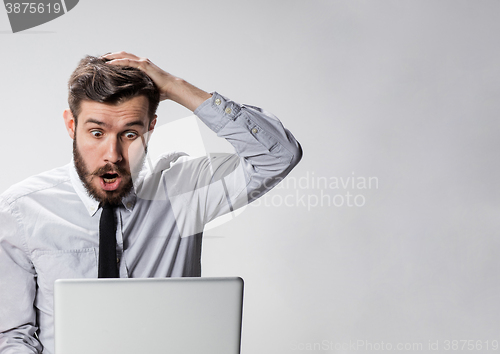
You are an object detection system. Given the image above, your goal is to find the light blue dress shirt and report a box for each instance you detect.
[0,92,302,353]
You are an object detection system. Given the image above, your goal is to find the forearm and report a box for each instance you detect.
[163,77,212,112]
[196,93,301,171]
[0,327,42,354]
[194,93,302,206]
[0,270,41,354]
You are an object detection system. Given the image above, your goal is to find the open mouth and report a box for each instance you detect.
[99,172,122,191]
[102,173,119,184]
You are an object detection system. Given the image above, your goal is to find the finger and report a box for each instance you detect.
[105,58,152,75]
[101,51,140,61]
[105,58,138,67]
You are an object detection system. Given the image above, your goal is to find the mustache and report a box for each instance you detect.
[91,163,130,177]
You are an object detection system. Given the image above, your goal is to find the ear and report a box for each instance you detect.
[63,109,76,140]
[149,115,157,132]
[142,115,157,146]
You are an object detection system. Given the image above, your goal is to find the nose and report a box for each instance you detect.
[103,136,123,164]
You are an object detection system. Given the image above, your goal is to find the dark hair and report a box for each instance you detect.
[68,55,160,121]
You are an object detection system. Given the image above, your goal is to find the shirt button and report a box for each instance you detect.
[251,128,258,134]
[225,107,232,114]
[215,98,221,105]
[117,257,120,263]
[126,202,133,209]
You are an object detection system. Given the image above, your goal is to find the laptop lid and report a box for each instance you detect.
[54,277,244,354]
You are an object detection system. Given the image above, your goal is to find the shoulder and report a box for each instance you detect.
[0,164,71,206]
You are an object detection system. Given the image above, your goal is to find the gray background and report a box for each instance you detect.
[1,1,499,353]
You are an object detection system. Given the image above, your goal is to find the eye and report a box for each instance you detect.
[90,130,103,138]
[124,131,138,140]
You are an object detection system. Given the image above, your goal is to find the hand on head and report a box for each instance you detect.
[102,51,178,102]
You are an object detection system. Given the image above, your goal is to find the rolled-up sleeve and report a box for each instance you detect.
[0,198,42,353]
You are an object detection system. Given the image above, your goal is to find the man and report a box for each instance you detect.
[0,51,302,353]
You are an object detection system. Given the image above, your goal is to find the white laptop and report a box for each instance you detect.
[54,277,244,354]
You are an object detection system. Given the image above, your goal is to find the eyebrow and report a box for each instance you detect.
[84,119,146,128]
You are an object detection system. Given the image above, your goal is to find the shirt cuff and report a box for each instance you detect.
[194,92,241,133]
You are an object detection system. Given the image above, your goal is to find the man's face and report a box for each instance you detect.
[64,95,156,205]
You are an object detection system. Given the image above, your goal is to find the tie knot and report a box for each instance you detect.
[102,203,114,210]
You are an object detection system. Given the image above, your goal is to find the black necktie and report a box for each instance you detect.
[98,204,118,278]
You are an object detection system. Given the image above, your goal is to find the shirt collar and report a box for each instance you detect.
[69,158,137,216]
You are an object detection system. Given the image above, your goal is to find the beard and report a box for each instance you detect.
[73,138,135,206]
